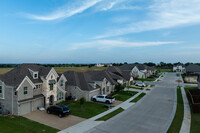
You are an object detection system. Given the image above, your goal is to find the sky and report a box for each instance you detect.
[0,0,200,64]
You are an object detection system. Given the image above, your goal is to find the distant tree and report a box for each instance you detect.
[124,62,128,64]
[144,62,156,67]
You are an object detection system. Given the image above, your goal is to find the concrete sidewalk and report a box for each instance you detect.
[180,87,191,133]
[59,87,150,133]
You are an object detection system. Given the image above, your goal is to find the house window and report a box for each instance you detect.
[106,87,109,92]
[35,84,41,89]
[58,92,63,100]
[61,92,63,99]
[60,80,63,86]
[50,84,53,91]
[24,87,28,95]
[34,73,38,78]
[0,86,2,94]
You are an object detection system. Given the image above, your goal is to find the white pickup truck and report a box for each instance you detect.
[92,95,115,104]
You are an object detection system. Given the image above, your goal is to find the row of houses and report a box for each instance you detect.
[0,63,155,116]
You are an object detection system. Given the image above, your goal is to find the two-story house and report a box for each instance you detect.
[0,64,65,115]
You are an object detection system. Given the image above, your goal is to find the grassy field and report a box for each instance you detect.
[184,86,200,133]
[157,69,173,72]
[130,93,146,103]
[0,116,59,133]
[0,67,108,75]
[167,87,184,133]
[0,68,13,74]
[54,67,108,74]
[57,100,108,119]
[113,91,138,101]
[96,107,124,121]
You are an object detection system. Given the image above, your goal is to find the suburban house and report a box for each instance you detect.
[183,64,200,83]
[119,64,155,79]
[62,66,133,101]
[173,63,185,73]
[63,70,117,101]
[0,64,66,115]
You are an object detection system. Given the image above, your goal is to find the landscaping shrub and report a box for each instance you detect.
[80,97,85,105]
[114,84,124,92]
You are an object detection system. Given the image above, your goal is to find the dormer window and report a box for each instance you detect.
[34,73,38,78]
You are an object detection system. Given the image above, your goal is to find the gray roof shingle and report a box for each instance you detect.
[0,64,52,88]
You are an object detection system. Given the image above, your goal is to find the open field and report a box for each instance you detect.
[0,116,59,133]
[0,68,13,74]
[0,67,108,75]
[157,68,173,72]
[54,67,108,74]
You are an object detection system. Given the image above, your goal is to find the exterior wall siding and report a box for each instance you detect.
[18,80,34,101]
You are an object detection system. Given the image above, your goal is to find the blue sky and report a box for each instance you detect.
[0,0,200,64]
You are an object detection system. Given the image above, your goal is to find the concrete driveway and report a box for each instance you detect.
[23,110,86,130]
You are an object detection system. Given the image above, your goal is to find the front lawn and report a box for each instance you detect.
[184,86,200,133]
[127,86,143,90]
[113,91,138,101]
[135,78,155,82]
[130,93,146,102]
[167,87,184,133]
[0,116,59,133]
[96,107,124,121]
[57,100,107,119]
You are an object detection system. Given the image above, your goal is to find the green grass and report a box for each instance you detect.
[135,78,155,82]
[167,87,184,133]
[157,69,173,72]
[184,86,200,133]
[150,84,155,87]
[114,91,138,101]
[0,68,13,74]
[146,89,151,91]
[96,107,124,121]
[127,86,143,90]
[130,93,146,102]
[54,67,108,74]
[57,100,108,119]
[0,116,59,133]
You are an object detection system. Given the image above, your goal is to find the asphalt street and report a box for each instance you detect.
[86,73,179,133]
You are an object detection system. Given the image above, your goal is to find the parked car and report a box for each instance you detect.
[47,105,71,118]
[92,95,115,104]
[135,82,146,87]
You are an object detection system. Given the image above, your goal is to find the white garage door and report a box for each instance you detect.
[33,98,44,111]
[19,102,31,115]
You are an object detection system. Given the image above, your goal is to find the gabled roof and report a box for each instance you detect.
[0,64,52,87]
[119,64,155,72]
[63,71,95,91]
[186,64,200,73]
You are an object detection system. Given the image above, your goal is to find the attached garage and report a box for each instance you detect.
[19,102,31,115]
[19,97,44,115]
[33,97,44,110]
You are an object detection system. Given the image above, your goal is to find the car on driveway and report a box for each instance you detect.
[92,95,115,104]
[47,105,71,118]
[135,82,146,87]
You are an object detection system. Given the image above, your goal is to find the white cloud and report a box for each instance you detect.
[95,0,200,38]
[69,39,180,50]
[24,0,102,21]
